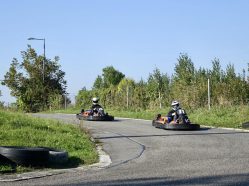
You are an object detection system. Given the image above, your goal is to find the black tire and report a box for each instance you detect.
[242,122,249,128]
[0,154,17,173]
[152,120,156,126]
[39,147,68,164]
[164,123,200,130]
[0,146,49,166]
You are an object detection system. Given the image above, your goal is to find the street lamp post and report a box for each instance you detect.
[28,37,46,82]
[28,37,46,110]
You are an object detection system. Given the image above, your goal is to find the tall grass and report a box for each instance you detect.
[188,106,249,128]
[0,110,98,173]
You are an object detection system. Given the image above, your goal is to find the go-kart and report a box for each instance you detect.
[152,109,200,130]
[76,108,114,121]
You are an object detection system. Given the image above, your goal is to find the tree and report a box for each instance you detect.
[102,66,125,88]
[147,67,170,109]
[133,79,148,110]
[174,53,195,85]
[93,75,103,89]
[171,54,196,108]
[2,46,67,112]
[117,78,135,109]
[76,88,93,109]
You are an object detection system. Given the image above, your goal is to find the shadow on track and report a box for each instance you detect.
[94,129,248,140]
[64,173,249,186]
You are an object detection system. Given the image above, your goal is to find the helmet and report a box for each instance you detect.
[171,100,180,111]
[92,97,99,105]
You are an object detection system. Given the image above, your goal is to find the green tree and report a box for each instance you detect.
[209,58,225,105]
[76,88,93,109]
[133,79,149,110]
[117,78,135,109]
[2,46,67,112]
[170,54,196,108]
[147,67,170,109]
[93,75,103,89]
[210,58,224,83]
[102,66,125,88]
[174,53,195,85]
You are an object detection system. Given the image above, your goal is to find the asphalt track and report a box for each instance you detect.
[1,113,249,186]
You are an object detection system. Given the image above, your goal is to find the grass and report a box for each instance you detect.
[0,110,98,174]
[188,106,249,128]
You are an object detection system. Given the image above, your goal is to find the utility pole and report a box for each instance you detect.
[64,94,67,110]
[208,78,211,110]
[126,86,129,109]
[158,82,162,109]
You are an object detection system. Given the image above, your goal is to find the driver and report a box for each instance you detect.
[91,97,104,116]
[166,100,190,124]
[166,100,181,123]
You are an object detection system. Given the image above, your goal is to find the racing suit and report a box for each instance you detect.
[91,104,104,116]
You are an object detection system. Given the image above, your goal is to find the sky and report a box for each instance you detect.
[1,0,249,104]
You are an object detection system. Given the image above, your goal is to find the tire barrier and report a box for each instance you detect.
[0,146,49,166]
[0,146,68,167]
[242,122,249,129]
[0,153,17,172]
[39,147,68,164]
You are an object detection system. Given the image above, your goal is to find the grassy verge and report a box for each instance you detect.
[60,106,249,129]
[188,106,249,128]
[0,110,98,174]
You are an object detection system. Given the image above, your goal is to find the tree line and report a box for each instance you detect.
[2,47,248,112]
[76,54,249,111]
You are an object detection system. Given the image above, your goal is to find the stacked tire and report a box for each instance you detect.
[0,146,68,167]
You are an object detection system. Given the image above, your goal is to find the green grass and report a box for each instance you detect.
[188,106,249,128]
[0,110,98,173]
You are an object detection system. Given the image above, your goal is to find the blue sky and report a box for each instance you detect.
[1,0,249,104]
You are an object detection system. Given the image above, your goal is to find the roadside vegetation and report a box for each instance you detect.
[0,110,98,173]
[75,55,249,113]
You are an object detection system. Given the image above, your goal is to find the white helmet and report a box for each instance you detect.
[92,97,99,105]
[171,100,180,111]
